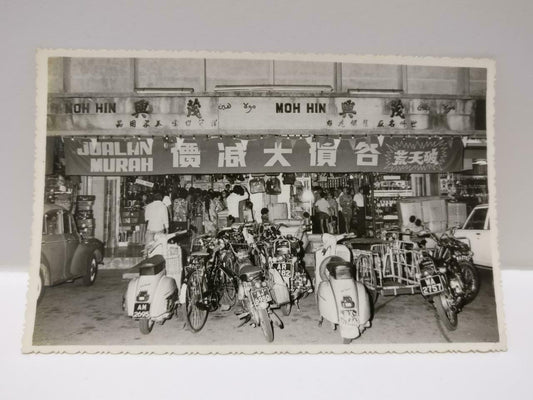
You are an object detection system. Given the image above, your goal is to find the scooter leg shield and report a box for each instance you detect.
[317,281,338,324]
[355,281,372,326]
[151,276,178,320]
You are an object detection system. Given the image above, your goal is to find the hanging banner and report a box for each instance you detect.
[64,136,464,176]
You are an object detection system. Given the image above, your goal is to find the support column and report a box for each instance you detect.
[104,177,120,251]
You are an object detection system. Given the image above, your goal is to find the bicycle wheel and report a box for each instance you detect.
[355,255,379,304]
[185,269,209,332]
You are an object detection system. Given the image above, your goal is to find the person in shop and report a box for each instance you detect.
[205,191,224,232]
[144,192,169,244]
[190,188,205,234]
[172,188,190,231]
[338,186,354,234]
[260,207,270,223]
[227,215,236,227]
[326,189,339,234]
[314,191,331,234]
[353,187,366,237]
[242,200,255,223]
[226,184,249,223]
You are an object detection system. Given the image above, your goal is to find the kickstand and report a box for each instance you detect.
[236,312,251,328]
[318,316,323,327]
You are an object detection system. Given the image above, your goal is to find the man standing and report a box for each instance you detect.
[226,184,249,223]
[314,191,331,234]
[338,187,353,233]
[353,187,366,237]
[144,192,169,244]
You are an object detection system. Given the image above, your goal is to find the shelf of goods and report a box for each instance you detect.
[368,177,413,236]
[75,195,95,239]
[119,206,144,246]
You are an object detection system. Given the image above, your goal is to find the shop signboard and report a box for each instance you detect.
[48,96,477,135]
[64,136,464,175]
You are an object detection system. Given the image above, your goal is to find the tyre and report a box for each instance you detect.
[82,254,98,286]
[185,270,208,332]
[458,261,480,305]
[280,302,292,316]
[355,255,379,304]
[343,338,352,345]
[258,308,274,342]
[139,318,154,335]
[37,266,46,304]
[434,293,458,331]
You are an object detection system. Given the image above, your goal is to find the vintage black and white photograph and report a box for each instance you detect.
[23,50,504,353]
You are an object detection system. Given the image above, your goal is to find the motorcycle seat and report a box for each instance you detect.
[137,255,166,276]
[325,257,353,280]
[190,251,210,258]
[239,263,264,282]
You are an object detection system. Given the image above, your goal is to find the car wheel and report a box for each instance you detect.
[82,254,98,286]
[37,266,46,304]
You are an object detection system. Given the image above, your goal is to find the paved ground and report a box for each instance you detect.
[33,268,499,346]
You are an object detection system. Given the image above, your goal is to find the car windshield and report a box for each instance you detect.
[464,207,488,230]
[43,210,61,235]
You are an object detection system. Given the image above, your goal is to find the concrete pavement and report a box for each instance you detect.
[32,269,499,346]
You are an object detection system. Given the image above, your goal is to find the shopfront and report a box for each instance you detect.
[45,94,486,252]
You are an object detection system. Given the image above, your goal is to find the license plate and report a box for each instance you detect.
[420,275,444,296]
[250,287,272,307]
[133,302,150,319]
[340,309,358,326]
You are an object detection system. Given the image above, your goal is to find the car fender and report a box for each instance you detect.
[39,254,52,286]
[70,245,96,277]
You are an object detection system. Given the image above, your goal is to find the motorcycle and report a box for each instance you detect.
[263,218,313,315]
[315,233,372,344]
[122,230,188,334]
[408,217,480,329]
[234,230,284,342]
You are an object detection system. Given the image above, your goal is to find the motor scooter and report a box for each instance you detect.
[122,230,188,334]
[315,233,372,344]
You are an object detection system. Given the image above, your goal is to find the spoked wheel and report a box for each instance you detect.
[355,255,379,304]
[185,270,209,333]
[218,269,238,309]
[258,308,274,342]
[458,261,480,305]
[139,318,154,335]
[434,293,458,331]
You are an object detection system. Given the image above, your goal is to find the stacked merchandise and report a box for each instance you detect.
[45,175,73,211]
[75,195,95,239]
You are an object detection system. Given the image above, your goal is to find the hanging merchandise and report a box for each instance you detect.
[266,176,282,195]
[282,173,296,185]
[250,176,266,194]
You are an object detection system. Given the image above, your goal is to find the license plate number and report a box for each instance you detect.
[250,287,272,307]
[133,302,150,319]
[340,309,358,326]
[420,275,444,296]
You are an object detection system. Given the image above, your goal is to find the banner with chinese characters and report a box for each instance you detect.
[48,96,478,135]
[64,136,464,175]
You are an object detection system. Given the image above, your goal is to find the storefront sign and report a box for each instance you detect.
[48,96,477,135]
[134,178,154,188]
[64,136,464,175]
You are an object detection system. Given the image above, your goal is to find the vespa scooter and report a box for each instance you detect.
[123,230,188,334]
[315,233,372,344]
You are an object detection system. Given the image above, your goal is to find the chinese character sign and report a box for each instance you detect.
[64,136,464,176]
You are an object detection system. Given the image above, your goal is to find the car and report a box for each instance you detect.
[38,203,104,303]
[454,204,491,268]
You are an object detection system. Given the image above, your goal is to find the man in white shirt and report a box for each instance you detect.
[226,185,249,223]
[353,187,366,237]
[314,191,331,233]
[144,192,169,244]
